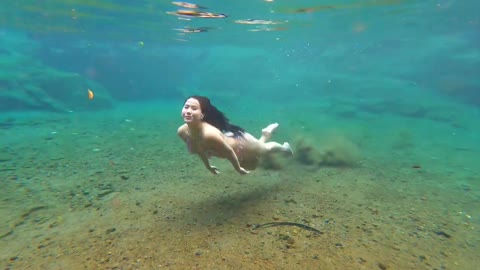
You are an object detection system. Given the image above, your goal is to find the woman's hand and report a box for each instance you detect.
[237,167,250,175]
[208,165,220,174]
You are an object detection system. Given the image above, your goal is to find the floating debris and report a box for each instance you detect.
[289,6,335,14]
[279,0,405,14]
[174,26,213,33]
[248,27,288,32]
[167,10,227,18]
[250,221,323,234]
[172,1,207,9]
[21,206,47,219]
[178,16,192,21]
[235,19,285,25]
[433,230,452,239]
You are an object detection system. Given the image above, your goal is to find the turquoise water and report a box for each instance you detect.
[1,1,479,269]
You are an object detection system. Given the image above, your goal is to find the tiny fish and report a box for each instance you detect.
[88,89,94,100]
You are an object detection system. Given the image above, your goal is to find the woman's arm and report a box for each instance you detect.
[205,133,249,175]
[177,125,188,142]
[223,145,247,174]
[198,152,220,174]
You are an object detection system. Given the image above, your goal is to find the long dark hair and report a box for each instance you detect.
[188,95,245,136]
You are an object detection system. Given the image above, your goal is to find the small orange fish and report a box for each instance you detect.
[87,89,94,100]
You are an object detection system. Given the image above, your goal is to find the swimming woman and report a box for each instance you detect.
[177,96,293,175]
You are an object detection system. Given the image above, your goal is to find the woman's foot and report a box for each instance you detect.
[282,142,293,156]
[262,123,279,139]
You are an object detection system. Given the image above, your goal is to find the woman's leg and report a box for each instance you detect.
[261,142,293,155]
[243,132,293,156]
[259,123,279,143]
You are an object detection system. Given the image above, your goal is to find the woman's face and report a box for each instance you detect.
[181,98,203,123]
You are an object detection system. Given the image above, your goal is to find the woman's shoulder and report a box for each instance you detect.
[177,124,188,136]
[203,122,222,133]
[201,123,224,139]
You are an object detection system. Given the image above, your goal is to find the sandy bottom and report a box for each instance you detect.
[1,105,479,270]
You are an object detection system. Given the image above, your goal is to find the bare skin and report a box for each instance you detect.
[178,98,292,175]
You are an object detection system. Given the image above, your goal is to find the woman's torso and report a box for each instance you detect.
[179,123,260,170]
[180,123,241,158]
